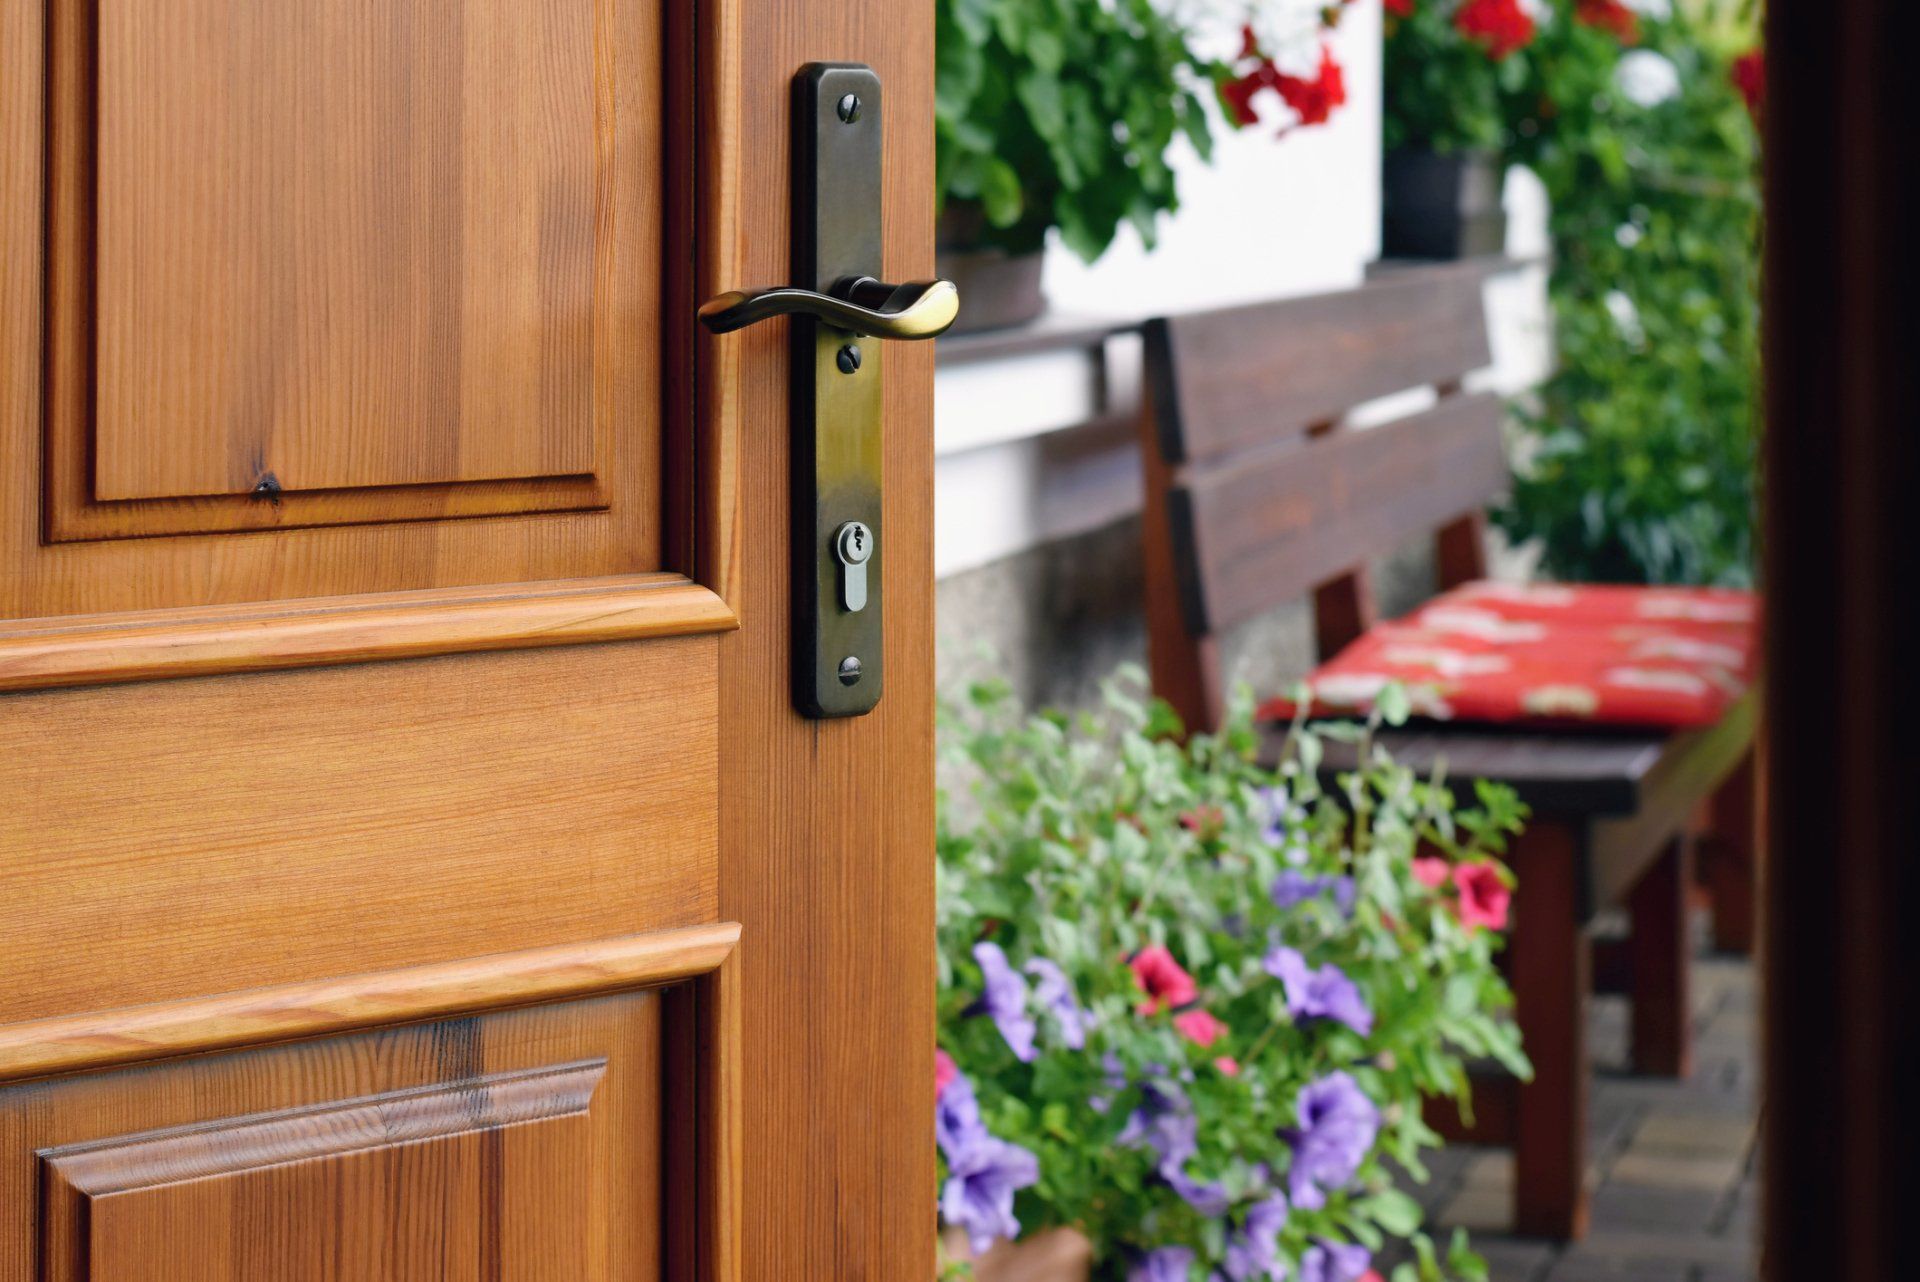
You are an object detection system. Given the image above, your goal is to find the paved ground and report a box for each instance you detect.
[1406,915,1760,1282]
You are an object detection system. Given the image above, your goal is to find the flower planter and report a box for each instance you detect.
[1381,147,1508,260]
[935,205,1047,335]
[935,244,1047,335]
[941,1227,1093,1282]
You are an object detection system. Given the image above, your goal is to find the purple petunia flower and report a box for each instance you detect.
[972,941,1038,1061]
[1270,871,1357,917]
[1090,1053,1127,1114]
[1117,1077,1229,1214]
[1283,1071,1380,1211]
[1222,1191,1290,1280]
[1025,957,1091,1050]
[940,1126,1041,1253]
[1130,1245,1196,1282]
[1263,945,1374,1036]
[1298,1239,1372,1282]
[937,1070,988,1162]
[1256,786,1304,852]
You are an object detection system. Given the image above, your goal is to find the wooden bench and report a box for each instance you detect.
[1134,259,1759,1240]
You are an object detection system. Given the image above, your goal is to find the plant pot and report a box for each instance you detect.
[1381,147,1508,260]
[940,1227,1094,1282]
[936,244,1048,335]
[936,205,1048,335]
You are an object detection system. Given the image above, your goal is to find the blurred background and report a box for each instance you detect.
[929,3,1764,1280]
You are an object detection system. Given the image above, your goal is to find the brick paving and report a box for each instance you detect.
[1402,914,1760,1282]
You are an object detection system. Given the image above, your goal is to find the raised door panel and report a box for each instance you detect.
[3,994,674,1282]
[92,0,607,503]
[36,0,666,550]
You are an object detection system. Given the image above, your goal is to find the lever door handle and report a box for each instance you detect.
[698,277,959,340]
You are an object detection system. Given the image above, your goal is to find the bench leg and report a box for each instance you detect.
[1508,819,1591,1240]
[1629,835,1694,1078]
[1699,750,1758,954]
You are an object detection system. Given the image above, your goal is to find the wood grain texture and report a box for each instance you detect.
[1,0,682,619]
[90,0,605,499]
[716,3,936,1277]
[1144,260,1495,466]
[0,573,733,693]
[0,995,668,1282]
[1175,392,1508,632]
[42,1060,605,1281]
[0,923,738,1085]
[40,0,656,538]
[0,639,719,1028]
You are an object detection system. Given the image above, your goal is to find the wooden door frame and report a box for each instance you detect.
[1761,0,1917,1277]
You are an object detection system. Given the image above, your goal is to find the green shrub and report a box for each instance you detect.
[1495,3,1762,586]
[936,672,1530,1280]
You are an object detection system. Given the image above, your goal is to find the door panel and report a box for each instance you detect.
[89,0,617,503]
[31,0,670,568]
[8,994,669,1282]
[0,641,716,1026]
[0,0,933,1275]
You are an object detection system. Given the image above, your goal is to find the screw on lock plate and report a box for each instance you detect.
[834,521,874,612]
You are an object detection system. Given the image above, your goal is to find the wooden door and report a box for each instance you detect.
[0,0,935,1276]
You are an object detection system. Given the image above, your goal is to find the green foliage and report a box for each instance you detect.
[1497,3,1762,585]
[936,0,1220,261]
[937,671,1531,1279]
[1382,2,1531,152]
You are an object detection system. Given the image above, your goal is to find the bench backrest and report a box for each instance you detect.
[1138,260,1510,732]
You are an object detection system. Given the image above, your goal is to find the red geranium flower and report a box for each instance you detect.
[1454,0,1537,60]
[1276,47,1349,128]
[1731,48,1765,119]
[935,1048,958,1100]
[1384,0,1415,15]
[1576,0,1640,43]
[1454,861,1513,932]
[1223,44,1348,130]
[1130,944,1199,1015]
[1173,1009,1228,1048]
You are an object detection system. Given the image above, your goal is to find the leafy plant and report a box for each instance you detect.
[1497,1,1762,585]
[1382,0,1541,153]
[937,0,1353,262]
[935,671,1531,1281]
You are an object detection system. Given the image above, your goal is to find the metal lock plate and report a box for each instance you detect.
[792,63,885,718]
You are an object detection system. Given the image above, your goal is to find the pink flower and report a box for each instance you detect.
[1214,1056,1242,1076]
[1174,1009,1228,1048]
[1454,861,1512,932]
[935,1049,958,1100]
[1412,856,1451,889]
[1130,945,1199,1015]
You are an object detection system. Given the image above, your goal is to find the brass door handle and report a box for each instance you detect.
[698,277,959,340]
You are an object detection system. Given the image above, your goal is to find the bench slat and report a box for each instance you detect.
[1173,392,1508,633]
[1146,263,1494,466]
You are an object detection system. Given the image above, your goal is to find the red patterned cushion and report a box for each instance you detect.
[1258,581,1759,730]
